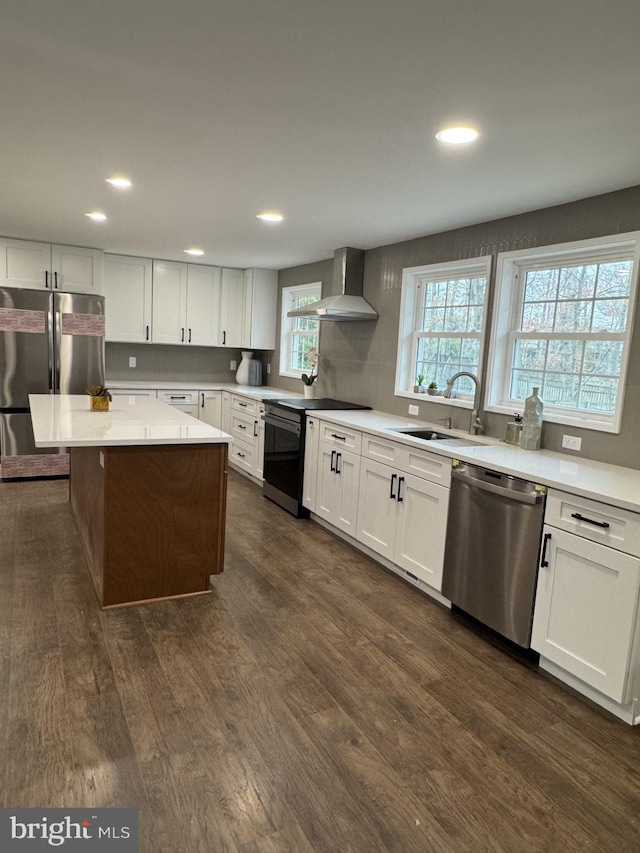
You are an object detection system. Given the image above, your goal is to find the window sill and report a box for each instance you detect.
[395,390,473,409]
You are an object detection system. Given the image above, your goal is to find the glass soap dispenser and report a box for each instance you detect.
[521,387,543,451]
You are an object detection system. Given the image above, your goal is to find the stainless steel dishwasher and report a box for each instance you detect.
[442,462,546,647]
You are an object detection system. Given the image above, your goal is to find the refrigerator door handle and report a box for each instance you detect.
[54,307,62,392]
[47,304,55,391]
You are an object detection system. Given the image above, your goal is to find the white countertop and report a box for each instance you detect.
[29,394,232,448]
[310,409,640,514]
[107,379,302,401]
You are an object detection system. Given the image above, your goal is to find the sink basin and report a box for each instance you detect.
[393,429,456,440]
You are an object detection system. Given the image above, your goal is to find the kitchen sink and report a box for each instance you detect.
[396,429,454,440]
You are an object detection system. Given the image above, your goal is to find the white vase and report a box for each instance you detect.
[235,351,253,385]
[303,384,316,399]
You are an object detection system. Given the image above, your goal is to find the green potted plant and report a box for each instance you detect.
[301,348,319,398]
[414,373,426,393]
[86,384,112,411]
[427,380,440,396]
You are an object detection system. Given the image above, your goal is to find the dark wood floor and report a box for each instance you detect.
[2,473,640,852]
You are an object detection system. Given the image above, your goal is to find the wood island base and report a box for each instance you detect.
[70,442,228,607]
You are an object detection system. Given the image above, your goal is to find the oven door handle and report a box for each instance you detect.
[264,412,301,435]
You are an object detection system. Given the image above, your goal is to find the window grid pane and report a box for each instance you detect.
[415,274,486,390]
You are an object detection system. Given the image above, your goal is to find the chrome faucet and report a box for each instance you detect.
[443,371,484,435]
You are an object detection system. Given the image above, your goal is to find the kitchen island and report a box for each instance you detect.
[29,394,232,607]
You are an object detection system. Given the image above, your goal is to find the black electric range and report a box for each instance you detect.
[262,397,371,517]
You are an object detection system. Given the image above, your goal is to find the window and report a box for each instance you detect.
[486,233,640,433]
[279,282,321,378]
[395,257,492,402]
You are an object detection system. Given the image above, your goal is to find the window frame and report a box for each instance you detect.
[279,281,322,380]
[395,256,493,406]
[485,232,640,433]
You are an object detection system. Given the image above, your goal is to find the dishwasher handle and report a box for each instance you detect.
[451,467,542,505]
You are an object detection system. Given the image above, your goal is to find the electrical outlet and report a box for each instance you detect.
[266,363,271,374]
[562,434,582,451]
[128,356,136,368]
[408,404,419,416]
[230,360,237,371]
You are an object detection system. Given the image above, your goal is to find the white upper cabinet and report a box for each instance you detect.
[219,268,245,348]
[103,254,152,343]
[152,260,188,345]
[243,268,278,350]
[186,264,221,346]
[0,238,102,293]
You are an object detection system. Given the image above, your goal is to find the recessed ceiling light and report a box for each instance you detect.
[435,126,479,144]
[184,248,204,256]
[85,211,107,222]
[106,176,132,188]
[256,212,284,222]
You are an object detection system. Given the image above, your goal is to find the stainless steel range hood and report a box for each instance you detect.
[287,247,378,321]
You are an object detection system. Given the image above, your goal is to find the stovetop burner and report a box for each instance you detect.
[265,397,371,412]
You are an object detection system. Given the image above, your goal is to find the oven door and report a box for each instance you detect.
[263,409,303,503]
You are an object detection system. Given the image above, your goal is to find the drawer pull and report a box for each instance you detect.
[540,532,551,567]
[571,512,610,529]
[238,424,246,430]
[237,452,245,459]
[239,402,247,407]
[330,433,346,440]
[170,396,187,400]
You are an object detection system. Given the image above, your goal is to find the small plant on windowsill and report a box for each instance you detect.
[427,380,440,396]
[86,384,112,411]
[301,349,319,398]
[414,373,426,393]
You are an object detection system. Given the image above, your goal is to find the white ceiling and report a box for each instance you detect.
[2,0,640,270]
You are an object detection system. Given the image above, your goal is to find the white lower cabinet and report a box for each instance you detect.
[199,391,223,429]
[110,389,157,399]
[532,524,640,704]
[226,393,263,481]
[356,457,449,590]
[302,416,320,512]
[315,442,360,536]
[157,389,199,418]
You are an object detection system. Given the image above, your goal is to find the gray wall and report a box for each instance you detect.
[106,342,271,384]
[276,185,640,469]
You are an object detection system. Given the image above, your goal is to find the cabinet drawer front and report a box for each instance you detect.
[318,421,362,453]
[231,412,258,445]
[546,490,640,557]
[111,389,157,398]
[397,445,451,487]
[228,438,256,473]
[157,389,199,406]
[362,432,401,465]
[231,394,258,416]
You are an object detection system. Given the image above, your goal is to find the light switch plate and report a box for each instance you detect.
[230,360,237,371]
[128,356,136,368]
[562,434,582,451]
[408,404,419,416]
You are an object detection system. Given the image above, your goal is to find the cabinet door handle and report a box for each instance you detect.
[54,271,59,289]
[222,330,226,345]
[188,328,192,343]
[540,532,551,568]
[146,324,149,341]
[336,452,342,474]
[181,327,185,342]
[44,271,50,289]
[201,393,205,407]
[390,473,397,499]
[570,512,610,529]
[397,476,405,503]
[254,420,258,437]
[330,450,336,472]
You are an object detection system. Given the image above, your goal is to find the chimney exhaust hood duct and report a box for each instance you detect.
[287,247,378,321]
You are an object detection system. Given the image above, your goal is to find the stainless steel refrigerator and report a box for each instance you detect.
[0,286,105,479]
